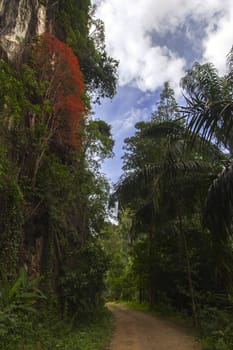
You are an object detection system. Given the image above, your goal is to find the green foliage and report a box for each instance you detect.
[0,269,46,349]
[60,239,109,318]
[0,2,117,348]
[0,301,112,350]
[181,48,233,286]
[0,61,34,123]
[109,50,233,350]
[0,172,23,281]
[36,154,73,211]
[1,5,233,350]
[54,308,113,350]
[84,119,114,166]
[120,300,149,312]
[0,266,112,350]
[152,81,180,122]
[100,211,139,301]
[116,82,227,329]
[199,305,233,350]
[56,0,118,101]
[0,53,113,309]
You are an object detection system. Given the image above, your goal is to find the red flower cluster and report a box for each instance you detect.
[33,33,86,149]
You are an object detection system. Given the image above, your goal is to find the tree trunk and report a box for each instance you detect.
[178,215,198,327]
[148,228,156,309]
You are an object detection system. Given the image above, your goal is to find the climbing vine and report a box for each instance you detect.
[33,33,88,149]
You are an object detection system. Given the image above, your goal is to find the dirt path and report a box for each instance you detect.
[107,304,201,350]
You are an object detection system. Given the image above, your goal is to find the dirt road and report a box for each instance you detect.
[108,304,201,350]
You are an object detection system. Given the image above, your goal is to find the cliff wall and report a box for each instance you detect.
[0,0,47,62]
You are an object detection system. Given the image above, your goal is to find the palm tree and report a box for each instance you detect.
[181,47,233,241]
[116,118,221,325]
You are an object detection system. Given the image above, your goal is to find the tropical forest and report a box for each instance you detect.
[0,1,233,350]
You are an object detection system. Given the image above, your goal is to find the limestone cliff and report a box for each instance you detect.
[0,0,50,277]
[0,0,47,62]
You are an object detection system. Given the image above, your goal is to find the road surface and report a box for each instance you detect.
[108,304,201,350]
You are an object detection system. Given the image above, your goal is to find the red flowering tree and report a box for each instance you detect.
[33,33,87,149]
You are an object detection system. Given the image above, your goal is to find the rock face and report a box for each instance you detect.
[0,0,50,277]
[0,0,47,62]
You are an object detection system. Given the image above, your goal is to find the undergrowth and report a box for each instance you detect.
[118,300,149,312]
[0,271,113,350]
[0,307,113,350]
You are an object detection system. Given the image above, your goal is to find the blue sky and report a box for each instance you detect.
[92,0,233,184]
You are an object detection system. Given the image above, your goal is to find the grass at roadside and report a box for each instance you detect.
[117,300,149,312]
[55,308,113,350]
[1,307,113,350]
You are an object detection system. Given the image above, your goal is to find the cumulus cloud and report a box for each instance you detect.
[93,0,232,92]
[202,5,233,74]
[112,106,152,138]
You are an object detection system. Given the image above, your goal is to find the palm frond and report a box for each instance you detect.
[204,161,233,241]
[226,48,233,93]
[181,57,233,150]
[166,159,213,173]
[181,62,222,101]
[227,46,233,73]
[115,170,151,207]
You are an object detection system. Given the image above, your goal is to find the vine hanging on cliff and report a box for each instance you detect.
[33,33,88,149]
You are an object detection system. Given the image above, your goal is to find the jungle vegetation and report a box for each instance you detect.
[0,1,116,349]
[111,51,233,350]
[0,1,233,349]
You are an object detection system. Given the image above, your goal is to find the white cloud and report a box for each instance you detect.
[92,0,233,182]
[93,0,232,93]
[202,6,233,74]
[112,107,151,137]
